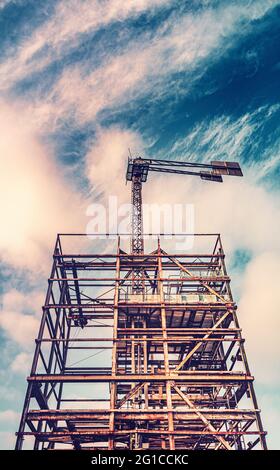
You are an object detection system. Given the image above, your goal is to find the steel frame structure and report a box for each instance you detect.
[16,233,267,450]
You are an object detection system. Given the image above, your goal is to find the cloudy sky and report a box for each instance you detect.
[0,0,279,449]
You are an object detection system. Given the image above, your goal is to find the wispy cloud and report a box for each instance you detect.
[1,0,278,130]
[37,0,279,126]
[0,0,172,92]
[168,104,280,182]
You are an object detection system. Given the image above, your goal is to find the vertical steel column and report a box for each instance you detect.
[218,237,267,450]
[15,238,59,450]
[157,239,175,449]
[109,236,121,450]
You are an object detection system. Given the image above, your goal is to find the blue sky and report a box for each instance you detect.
[0,0,280,449]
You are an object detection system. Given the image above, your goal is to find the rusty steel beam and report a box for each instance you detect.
[20,430,266,437]
[27,409,258,420]
[27,372,254,383]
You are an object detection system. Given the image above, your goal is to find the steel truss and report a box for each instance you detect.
[15,234,267,450]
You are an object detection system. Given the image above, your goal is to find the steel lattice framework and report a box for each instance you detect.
[15,233,267,450]
[131,177,144,255]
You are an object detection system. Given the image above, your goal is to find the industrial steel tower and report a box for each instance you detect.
[15,157,267,450]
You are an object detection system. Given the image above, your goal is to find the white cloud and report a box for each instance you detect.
[11,352,32,375]
[239,252,280,385]
[86,127,144,199]
[0,289,43,348]
[0,309,39,348]
[2,289,43,316]
[0,100,86,271]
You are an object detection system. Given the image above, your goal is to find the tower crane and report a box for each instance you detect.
[126,157,243,255]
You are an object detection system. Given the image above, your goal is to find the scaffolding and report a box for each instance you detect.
[15,233,267,450]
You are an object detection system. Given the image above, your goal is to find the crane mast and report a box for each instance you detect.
[131,176,144,255]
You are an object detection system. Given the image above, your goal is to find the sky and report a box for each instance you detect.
[0,0,280,450]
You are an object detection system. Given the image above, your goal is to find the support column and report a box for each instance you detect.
[157,239,174,450]
[109,236,120,449]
